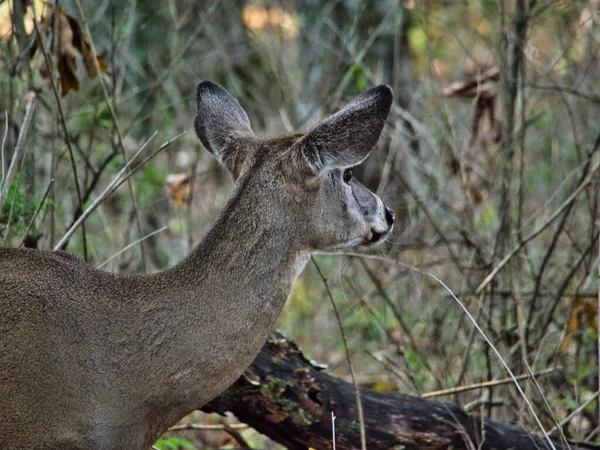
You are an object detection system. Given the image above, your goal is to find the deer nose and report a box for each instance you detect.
[384,206,395,226]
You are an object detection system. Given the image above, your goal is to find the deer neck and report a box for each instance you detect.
[180,177,307,314]
[140,174,308,408]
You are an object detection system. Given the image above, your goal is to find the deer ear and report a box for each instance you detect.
[195,81,254,172]
[292,85,393,176]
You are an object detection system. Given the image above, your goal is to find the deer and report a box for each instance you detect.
[0,81,395,449]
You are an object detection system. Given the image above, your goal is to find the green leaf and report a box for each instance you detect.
[153,437,196,450]
[349,64,367,93]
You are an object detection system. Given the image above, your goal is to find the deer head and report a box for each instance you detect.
[194,81,395,251]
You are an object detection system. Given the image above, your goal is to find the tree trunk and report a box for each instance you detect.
[203,334,594,450]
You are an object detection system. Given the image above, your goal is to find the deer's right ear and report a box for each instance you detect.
[195,81,254,173]
[290,85,393,178]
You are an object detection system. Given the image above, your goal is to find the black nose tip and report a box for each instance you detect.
[384,206,395,226]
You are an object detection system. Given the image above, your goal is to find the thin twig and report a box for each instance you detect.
[311,256,366,450]
[19,178,53,247]
[476,153,600,294]
[328,8,394,111]
[116,0,222,105]
[54,132,158,251]
[392,168,466,277]
[421,271,557,449]
[529,83,600,104]
[168,423,248,431]
[0,97,35,209]
[597,175,600,432]
[317,250,557,448]
[332,411,337,450]
[223,424,252,449]
[463,398,505,413]
[526,152,596,346]
[1,111,8,183]
[421,367,556,399]
[97,226,167,270]
[2,144,29,246]
[523,362,570,448]
[73,0,148,272]
[105,131,186,198]
[31,12,88,260]
[358,258,439,384]
[62,149,120,238]
[519,151,597,233]
[545,390,600,438]
[536,232,598,341]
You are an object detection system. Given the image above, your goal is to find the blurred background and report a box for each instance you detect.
[1,0,600,448]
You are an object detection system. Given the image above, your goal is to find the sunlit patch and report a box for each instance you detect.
[242,4,299,39]
[0,0,47,39]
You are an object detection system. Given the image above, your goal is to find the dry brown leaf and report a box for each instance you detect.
[443,68,501,146]
[37,5,110,96]
[96,56,110,76]
[582,301,598,334]
[65,13,96,78]
[441,67,499,99]
[57,55,78,95]
[562,297,580,351]
[562,297,598,350]
[166,174,191,207]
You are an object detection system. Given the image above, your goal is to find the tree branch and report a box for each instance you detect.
[203,334,598,450]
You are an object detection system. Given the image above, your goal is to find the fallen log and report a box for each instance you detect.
[203,334,596,450]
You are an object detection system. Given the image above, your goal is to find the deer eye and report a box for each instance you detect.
[343,168,353,183]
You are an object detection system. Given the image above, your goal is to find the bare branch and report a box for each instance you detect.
[0,97,35,209]
[19,178,53,248]
[54,131,158,251]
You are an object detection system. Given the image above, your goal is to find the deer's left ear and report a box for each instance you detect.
[195,81,255,174]
[291,85,393,176]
